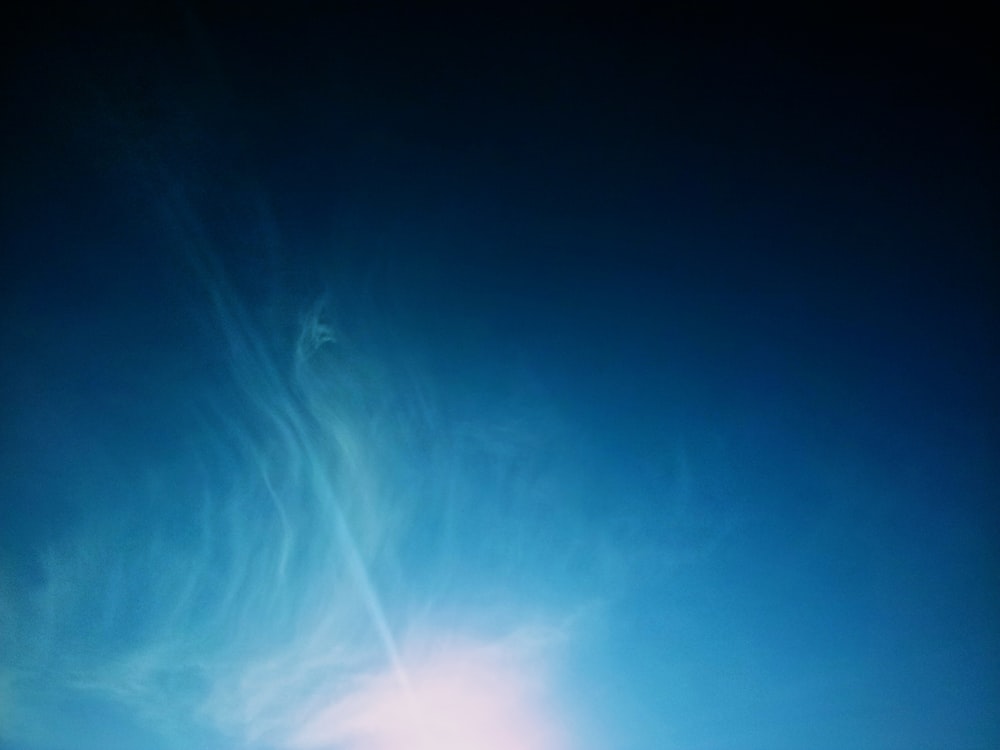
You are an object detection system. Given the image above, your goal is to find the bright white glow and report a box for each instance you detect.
[291,637,569,750]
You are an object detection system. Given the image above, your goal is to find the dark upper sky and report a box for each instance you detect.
[1,5,997,750]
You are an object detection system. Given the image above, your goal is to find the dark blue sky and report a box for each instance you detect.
[2,6,997,750]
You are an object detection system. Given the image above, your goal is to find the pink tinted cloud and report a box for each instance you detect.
[288,636,570,750]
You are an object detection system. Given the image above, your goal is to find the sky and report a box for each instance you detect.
[1,6,997,750]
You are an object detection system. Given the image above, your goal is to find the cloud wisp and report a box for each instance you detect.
[0,246,583,750]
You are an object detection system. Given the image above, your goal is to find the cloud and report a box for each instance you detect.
[0,277,592,750]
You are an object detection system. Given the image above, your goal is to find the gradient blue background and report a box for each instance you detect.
[2,6,997,749]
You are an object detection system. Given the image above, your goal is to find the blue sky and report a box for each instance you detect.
[1,7,996,749]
